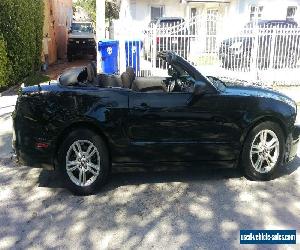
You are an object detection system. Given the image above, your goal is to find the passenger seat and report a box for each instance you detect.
[126,67,136,83]
[120,67,136,89]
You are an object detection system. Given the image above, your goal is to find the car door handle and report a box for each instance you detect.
[133,103,149,111]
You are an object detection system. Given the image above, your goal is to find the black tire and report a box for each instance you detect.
[57,129,110,195]
[241,121,285,181]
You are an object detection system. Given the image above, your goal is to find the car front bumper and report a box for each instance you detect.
[285,124,300,163]
[67,43,96,56]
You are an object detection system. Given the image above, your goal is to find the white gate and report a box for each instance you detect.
[217,23,300,84]
[142,14,223,76]
[118,16,300,85]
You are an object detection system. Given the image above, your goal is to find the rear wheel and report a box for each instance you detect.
[241,121,285,180]
[57,129,110,195]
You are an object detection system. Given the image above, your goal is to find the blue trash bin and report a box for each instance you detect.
[125,40,143,73]
[98,40,119,74]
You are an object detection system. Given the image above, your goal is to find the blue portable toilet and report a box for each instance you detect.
[98,40,119,74]
[125,40,143,73]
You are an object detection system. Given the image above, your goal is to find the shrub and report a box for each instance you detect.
[0,35,11,88]
[0,0,44,88]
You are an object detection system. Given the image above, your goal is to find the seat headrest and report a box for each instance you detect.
[86,63,96,82]
[126,67,136,82]
[121,72,132,88]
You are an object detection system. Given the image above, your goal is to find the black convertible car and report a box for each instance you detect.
[13,52,300,195]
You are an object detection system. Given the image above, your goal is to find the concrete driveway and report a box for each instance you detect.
[0,92,300,249]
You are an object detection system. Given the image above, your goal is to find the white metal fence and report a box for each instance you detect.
[116,16,300,85]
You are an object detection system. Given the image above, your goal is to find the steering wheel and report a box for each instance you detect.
[168,79,176,92]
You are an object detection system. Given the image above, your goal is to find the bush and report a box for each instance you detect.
[0,0,44,88]
[0,36,11,88]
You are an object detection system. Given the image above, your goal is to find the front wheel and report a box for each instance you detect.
[57,129,110,195]
[241,121,285,180]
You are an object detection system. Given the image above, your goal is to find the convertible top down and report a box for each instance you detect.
[13,51,300,195]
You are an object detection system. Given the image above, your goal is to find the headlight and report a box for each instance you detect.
[88,39,95,42]
[68,39,74,42]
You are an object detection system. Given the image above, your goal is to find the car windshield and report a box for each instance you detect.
[72,23,93,33]
[206,76,226,91]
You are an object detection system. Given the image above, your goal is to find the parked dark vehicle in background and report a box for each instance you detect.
[144,17,189,61]
[13,52,300,195]
[219,20,300,69]
[67,22,96,62]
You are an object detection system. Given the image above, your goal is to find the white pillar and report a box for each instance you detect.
[96,0,106,73]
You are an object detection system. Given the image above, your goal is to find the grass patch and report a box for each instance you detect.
[22,72,50,86]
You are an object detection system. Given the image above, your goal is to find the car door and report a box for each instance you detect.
[126,91,240,163]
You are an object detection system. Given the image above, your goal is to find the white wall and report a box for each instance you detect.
[219,0,300,37]
[122,0,186,27]
[118,0,300,39]
[237,0,300,23]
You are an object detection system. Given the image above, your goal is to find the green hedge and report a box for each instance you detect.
[0,0,44,88]
[0,35,11,87]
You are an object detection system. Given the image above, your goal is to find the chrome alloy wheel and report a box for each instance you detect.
[250,129,280,174]
[66,140,101,187]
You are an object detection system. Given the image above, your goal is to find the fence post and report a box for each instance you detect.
[152,23,157,70]
[269,25,277,70]
[250,23,259,81]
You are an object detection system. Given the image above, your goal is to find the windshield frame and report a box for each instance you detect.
[71,23,94,33]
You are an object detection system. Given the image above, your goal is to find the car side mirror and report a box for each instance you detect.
[187,81,206,106]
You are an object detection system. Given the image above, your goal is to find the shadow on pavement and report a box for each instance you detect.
[38,166,244,190]
[1,154,299,249]
[38,155,300,192]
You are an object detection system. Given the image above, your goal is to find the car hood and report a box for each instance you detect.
[69,32,94,39]
[224,84,296,107]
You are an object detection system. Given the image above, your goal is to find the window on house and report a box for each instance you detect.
[287,6,297,20]
[151,6,164,20]
[130,0,137,19]
[190,8,197,35]
[250,5,264,21]
[206,9,219,52]
[191,8,197,18]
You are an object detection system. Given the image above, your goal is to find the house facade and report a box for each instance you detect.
[119,0,300,34]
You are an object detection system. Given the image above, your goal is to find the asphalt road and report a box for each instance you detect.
[0,93,300,249]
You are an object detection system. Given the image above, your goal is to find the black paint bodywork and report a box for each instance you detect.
[12,54,300,170]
